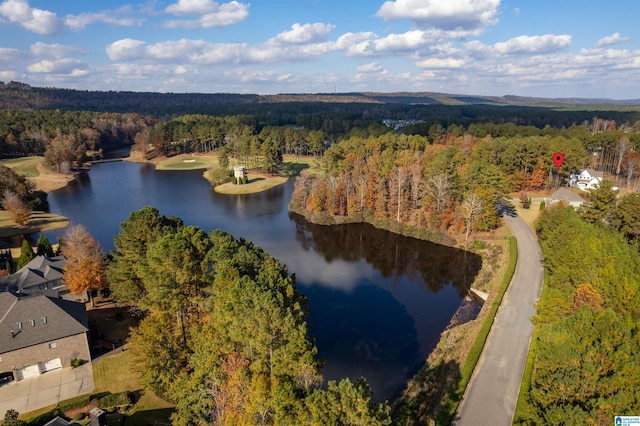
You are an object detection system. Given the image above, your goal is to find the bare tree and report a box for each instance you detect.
[615,136,631,176]
[2,189,31,226]
[461,193,484,241]
[424,174,452,215]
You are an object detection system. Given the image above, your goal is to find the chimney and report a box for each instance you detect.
[89,407,106,426]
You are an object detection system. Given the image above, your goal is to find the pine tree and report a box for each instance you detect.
[16,239,35,270]
[36,234,54,257]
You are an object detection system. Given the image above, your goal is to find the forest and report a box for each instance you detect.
[515,189,640,424]
[106,207,391,425]
[289,121,640,240]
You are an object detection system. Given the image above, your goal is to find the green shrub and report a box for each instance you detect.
[539,200,546,210]
[70,358,83,368]
[243,176,248,184]
[232,176,237,184]
[73,412,85,421]
[58,395,90,412]
[99,392,132,408]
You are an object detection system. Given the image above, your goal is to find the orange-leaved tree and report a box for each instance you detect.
[62,224,107,306]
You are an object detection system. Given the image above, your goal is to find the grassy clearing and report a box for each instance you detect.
[281,155,320,176]
[93,349,174,423]
[93,350,142,394]
[514,202,543,232]
[0,210,69,238]
[155,154,218,171]
[214,175,288,194]
[0,156,44,177]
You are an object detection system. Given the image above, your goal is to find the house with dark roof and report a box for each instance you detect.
[549,188,586,209]
[0,292,90,381]
[0,255,86,302]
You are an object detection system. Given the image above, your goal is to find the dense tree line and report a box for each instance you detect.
[289,129,623,239]
[106,207,391,425]
[515,205,640,423]
[0,110,151,162]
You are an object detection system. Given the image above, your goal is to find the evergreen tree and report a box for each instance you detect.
[581,179,618,225]
[16,239,35,270]
[36,234,54,257]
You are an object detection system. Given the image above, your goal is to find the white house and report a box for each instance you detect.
[570,169,604,191]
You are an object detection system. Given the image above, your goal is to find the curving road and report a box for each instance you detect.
[453,208,544,426]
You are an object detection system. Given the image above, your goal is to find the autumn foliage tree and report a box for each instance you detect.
[62,224,107,306]
[2,189,32,226]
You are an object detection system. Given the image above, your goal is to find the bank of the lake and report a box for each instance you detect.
[289,202,515,423]
[45,160,482,403]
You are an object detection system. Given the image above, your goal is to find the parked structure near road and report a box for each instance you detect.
[0,292,90,382]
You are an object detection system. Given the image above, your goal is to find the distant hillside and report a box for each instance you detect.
[1,81,638,116]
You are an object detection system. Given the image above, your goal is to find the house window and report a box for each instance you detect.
[17,322,22,330]
[48,342,56,349]
[29,319,35,327]
[42,316,47,324]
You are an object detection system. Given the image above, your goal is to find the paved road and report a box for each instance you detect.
[454,208,544,426]
[0,363,94,417]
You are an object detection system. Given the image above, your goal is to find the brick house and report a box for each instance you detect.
[0,292,90,381]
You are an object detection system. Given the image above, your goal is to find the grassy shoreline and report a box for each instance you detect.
[0,210,69,239]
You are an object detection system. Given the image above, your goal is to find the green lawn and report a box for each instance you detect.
[155,154,218,171]
[93,350,174,423]
[0,210,69,238]
[0,156,45,177]
[214,175,289,194]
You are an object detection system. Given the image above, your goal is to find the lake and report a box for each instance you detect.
[45,160,481,402]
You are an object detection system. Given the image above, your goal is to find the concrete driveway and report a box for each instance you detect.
[0,363,94,418]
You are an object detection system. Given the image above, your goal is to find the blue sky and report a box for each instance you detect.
[0,0,638,99]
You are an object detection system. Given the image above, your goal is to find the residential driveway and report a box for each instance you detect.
[0,363,94,417]
[453,208,544,425]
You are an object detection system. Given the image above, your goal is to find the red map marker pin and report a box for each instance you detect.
[552,152,564,168]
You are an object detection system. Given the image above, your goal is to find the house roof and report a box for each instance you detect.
[582,168,604,179]
[44,417,71,426]
[551,188,586,203]
[0,255,66,293]
[0,292,88,355]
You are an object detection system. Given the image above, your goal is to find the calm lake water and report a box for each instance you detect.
[45,160,481,402]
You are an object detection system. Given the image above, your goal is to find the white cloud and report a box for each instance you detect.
[30,42,86,58]
[273,23,335,44]
[0,70,17,80]
[376,0,500,30]
[494,34,571,55]
[26,58,87,74]
[64,6,144,31]
[106,38,147,61]
[595,32,629,49]
[0,0,62,35]
[357,62,384,73]
[166,0,218,15]
[163,0,249,28]
[0,47,26,63]
[416,57,465,68]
